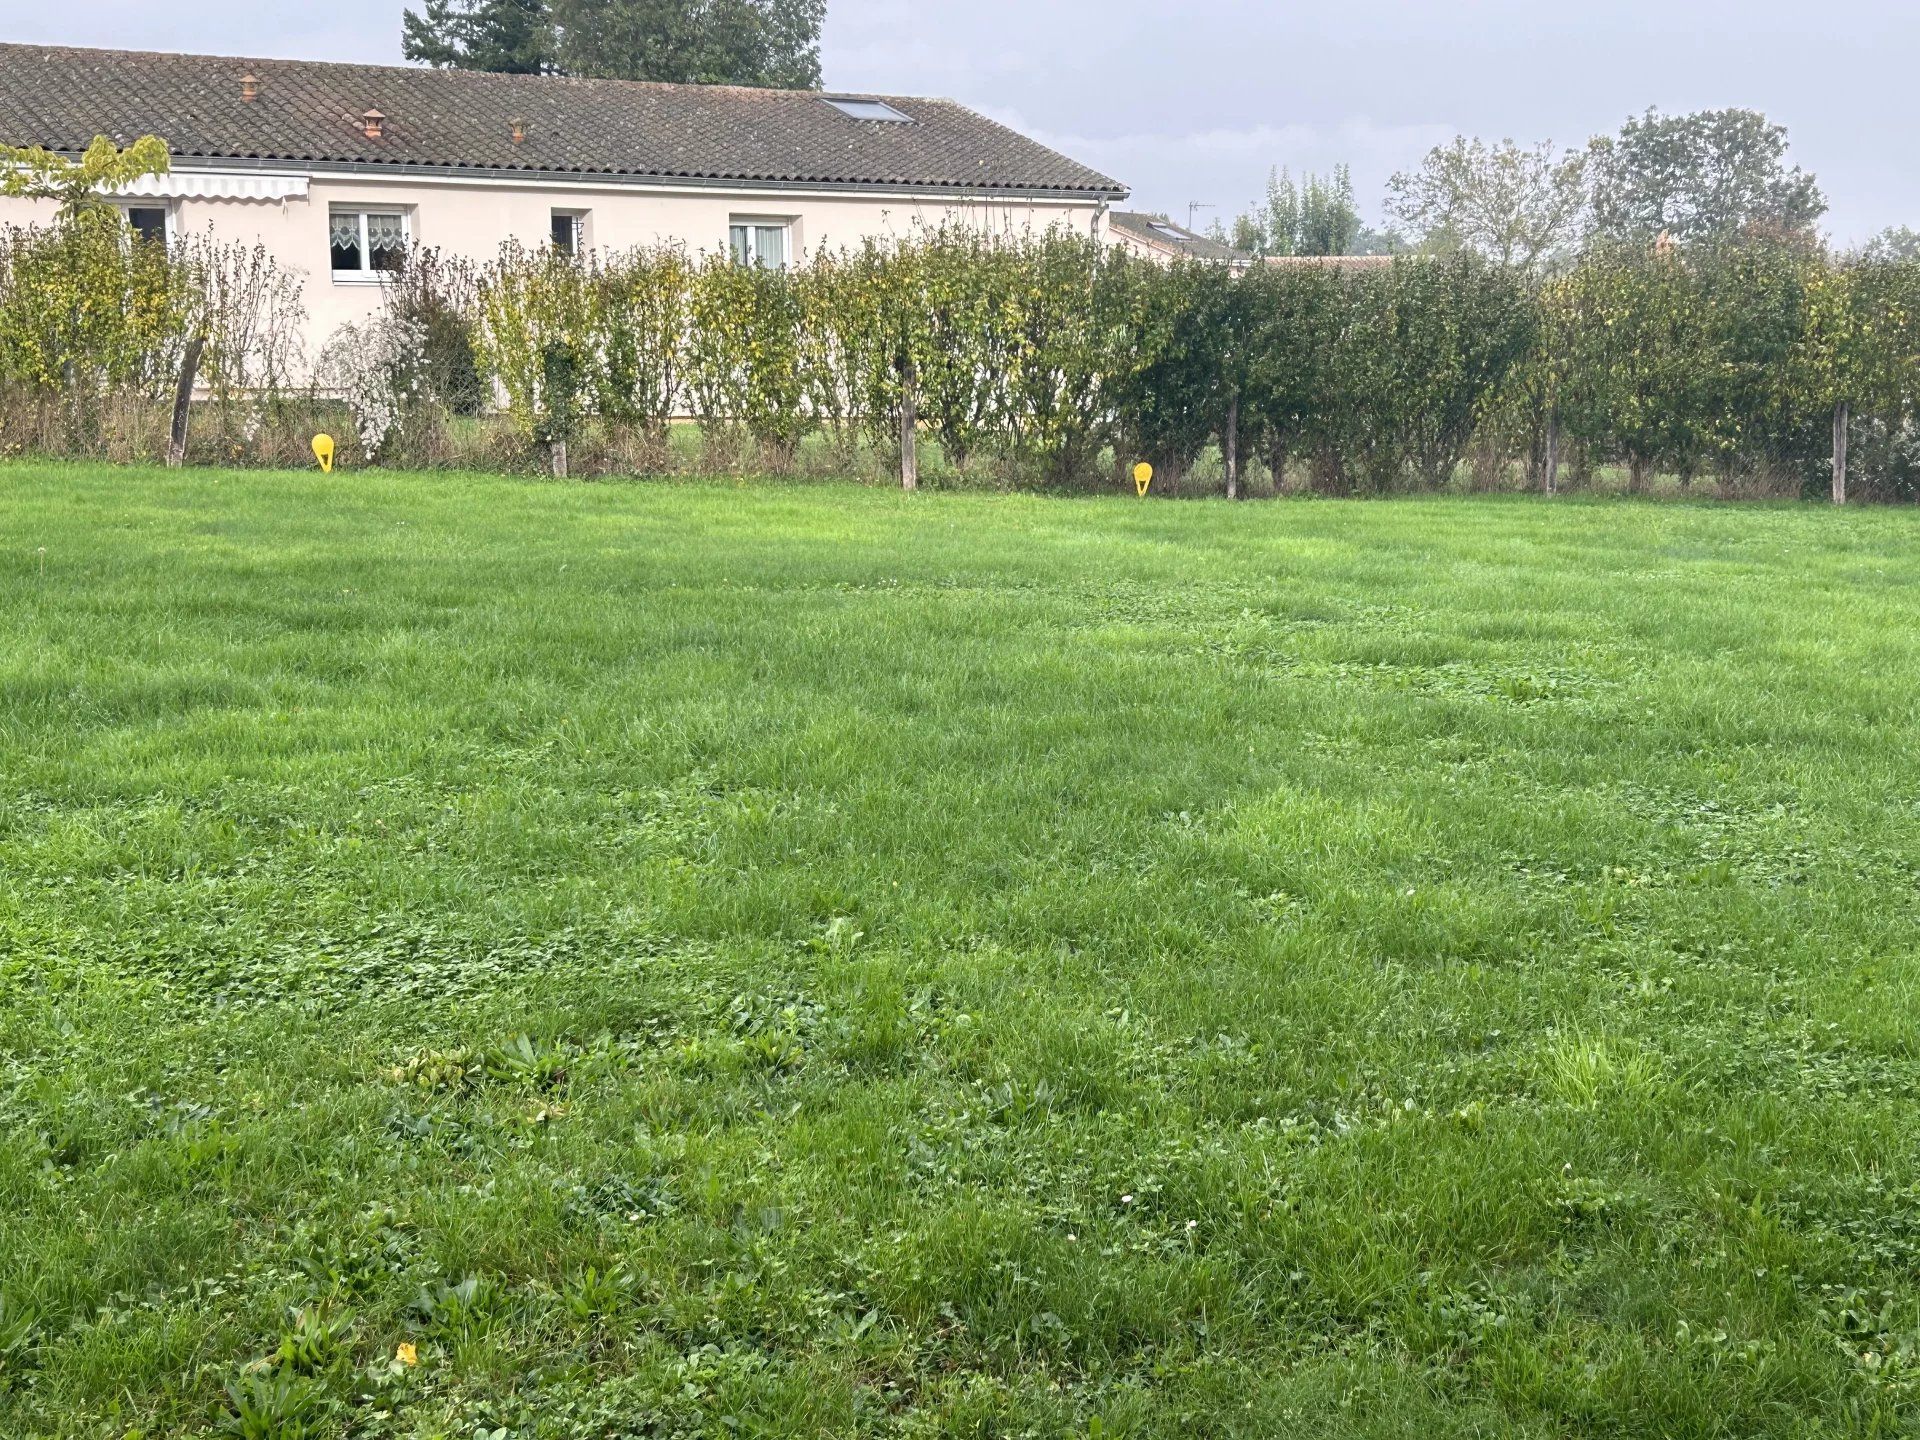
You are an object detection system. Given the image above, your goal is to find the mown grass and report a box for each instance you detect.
[3,464,1920,1438]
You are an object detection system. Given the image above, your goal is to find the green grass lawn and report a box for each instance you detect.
[5,466,1920,1439]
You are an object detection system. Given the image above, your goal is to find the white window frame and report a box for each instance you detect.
[550,209,589,258]
[117,201,175,247]
[824,98,914,124]
[330,208,411,284]
[729,218,792,271]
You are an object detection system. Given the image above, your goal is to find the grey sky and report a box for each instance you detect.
[5,1,1914,244]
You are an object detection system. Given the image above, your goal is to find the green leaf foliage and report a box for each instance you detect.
[403,0,828,88]
[5,206,1920,495]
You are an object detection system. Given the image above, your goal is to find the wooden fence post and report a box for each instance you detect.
[1832,400,1849,506]
[166,337,206,470]
[899,363,919,492]
[1224,394,1241,501]
[1544,408,1560,496]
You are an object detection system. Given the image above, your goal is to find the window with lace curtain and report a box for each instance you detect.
[330,209,409,279]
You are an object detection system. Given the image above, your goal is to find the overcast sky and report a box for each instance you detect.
[6,1,1915,245]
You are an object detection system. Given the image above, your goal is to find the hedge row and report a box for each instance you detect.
[435,232,1542,491]
[4,217,1919,498]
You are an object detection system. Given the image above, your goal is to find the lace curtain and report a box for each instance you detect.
[366,214,406,259]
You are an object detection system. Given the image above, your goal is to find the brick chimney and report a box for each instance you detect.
[240,73,260,104]
[361,109,386,141]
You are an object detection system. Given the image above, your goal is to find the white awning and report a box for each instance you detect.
[113,172,310,202]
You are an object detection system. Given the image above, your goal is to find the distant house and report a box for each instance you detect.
[0,42,1128,359]
[1105,211,1402,273]
[1262,254,1395,270]
[1105,210,1252,269]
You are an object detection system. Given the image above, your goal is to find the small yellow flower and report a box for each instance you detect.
[395,1342,418,1367]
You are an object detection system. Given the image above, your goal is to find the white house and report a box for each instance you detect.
[0,42,1129,359]
[1105,210,1252,270]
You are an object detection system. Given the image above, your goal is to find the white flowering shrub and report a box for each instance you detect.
[315,314,427,461]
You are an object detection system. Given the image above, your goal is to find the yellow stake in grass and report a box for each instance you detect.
[1133,461,1153,498]
[311,434,336,474]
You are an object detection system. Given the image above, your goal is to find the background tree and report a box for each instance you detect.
[1261,169,1300,256]
[551,0,825,87]
[1588,108,1826,245]
[402,0,556,73]
[1859,226,1920,263]
[405,0,827,87]
[1222,166,1362,257]
[1227,169,1296,258]
[1386,137,1589,271]
[1296,167,1363,257]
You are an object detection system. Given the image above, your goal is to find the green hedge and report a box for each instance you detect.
[5,217,1920,497]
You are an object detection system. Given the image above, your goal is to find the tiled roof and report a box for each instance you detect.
[1108,210,1247,264]
[0,43,1127,197]
[1261,254,1397,269]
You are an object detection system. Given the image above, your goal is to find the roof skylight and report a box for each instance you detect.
[825,97,913,123]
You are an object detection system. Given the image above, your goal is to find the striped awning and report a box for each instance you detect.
[113,171,310,202]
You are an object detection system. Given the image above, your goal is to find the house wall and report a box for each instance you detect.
[0,171,1109,368]
[1106,228,1178,264]
[1105,225,1254,272]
